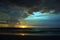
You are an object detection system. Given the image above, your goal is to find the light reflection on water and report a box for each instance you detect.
[0,33,60,36]
[0,33,30,36]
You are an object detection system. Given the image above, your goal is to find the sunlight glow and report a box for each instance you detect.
[20,33,25,36]
[18,25,27,28]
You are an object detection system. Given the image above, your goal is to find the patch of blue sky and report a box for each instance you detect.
[24,11,60,28]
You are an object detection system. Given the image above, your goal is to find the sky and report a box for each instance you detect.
[0,0,58,7]
[23,12,60,28]
[0,0,60,24]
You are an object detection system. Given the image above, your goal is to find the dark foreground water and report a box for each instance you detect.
[0,28,60,40]
[0,28,60,36]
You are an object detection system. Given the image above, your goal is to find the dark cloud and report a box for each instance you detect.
[0,0,59,8]
[0,0,41,5]
[0,3,21,20]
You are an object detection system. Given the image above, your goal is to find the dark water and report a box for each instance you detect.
[0,28,60,40]
[0,28,60,36]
